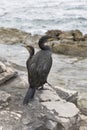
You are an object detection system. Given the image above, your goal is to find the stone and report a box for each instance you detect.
[78,99,87,115]
[0,90,11,104]
[0,62,17,85]
[39,89,61,102]
[58,31,73,40]
[0,62,6,73]
[42,101,80,130]
[46,120,58,130]
[52,43,87,57]
[54,86,78,104]
[0,110,22,130]
[79,126,87,130]
[72,29,84,41]
[0,27,30,44]
[84,34,87,41]
[46,29,62,37]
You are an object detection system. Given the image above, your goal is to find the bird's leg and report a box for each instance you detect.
[38,86,44,90]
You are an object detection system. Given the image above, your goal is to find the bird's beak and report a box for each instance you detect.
[22,44,28,48]
[48,37,55,42]
[48,38,54,41]
[22,45,32,52]
[22,44,28,50]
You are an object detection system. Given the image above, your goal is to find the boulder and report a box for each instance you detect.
[0,62,6,73]
[53,86,78,104]
[72,30,84,41]
[46,29,62,37]
[42,101,80,130]
[58,31,73,40]
[84,34,87,41]
[52,43,87,57]
[0,27,30,44]
[39,85,80,130]
[0,62,17,85]
[0,91,11,108]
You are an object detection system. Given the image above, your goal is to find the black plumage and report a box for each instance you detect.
[23,35,54,105]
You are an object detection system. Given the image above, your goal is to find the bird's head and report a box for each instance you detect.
[23,45,35,56]
[38,35,56,50]
[39,35,55,44]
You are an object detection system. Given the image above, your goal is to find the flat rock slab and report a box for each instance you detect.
[0,62,17,85]
[42,101,80,130]
[54,86,78,104]
[39,86,61,102]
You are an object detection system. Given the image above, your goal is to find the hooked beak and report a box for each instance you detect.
[48,37,55,42]
[47,35,57,42]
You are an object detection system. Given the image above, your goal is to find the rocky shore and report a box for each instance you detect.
[0,27,87,130]
[0,27,87,57]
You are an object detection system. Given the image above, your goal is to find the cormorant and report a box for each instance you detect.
[23,35,55,105]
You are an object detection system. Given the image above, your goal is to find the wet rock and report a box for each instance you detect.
[0,62,17,85]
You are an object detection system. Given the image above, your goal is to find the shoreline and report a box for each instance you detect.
[0,27,87,57]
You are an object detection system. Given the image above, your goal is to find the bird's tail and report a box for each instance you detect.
[23,86,35,105]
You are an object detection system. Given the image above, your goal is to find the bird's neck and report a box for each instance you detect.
[38,41,50,50]
[28,49,34,59]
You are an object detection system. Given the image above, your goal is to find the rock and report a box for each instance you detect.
[46,29,62,37]
[80,114,87,126]
[52,43,87,57]
[46,120,58,130]
[0,27,30,44]
[45,29,87,57]
[77,93,87,116]
[84,34,87,41]
[42,101,80,130]
[0,62,17,85]
[78,99,87,115]
[58,31,73,40]
[0,62,6,73]
[79,126,87,130]
[0,110,22,130]
[53,86,78,104]
[0,90,11,104]
[72,29,84,41]
[39,89,61,102]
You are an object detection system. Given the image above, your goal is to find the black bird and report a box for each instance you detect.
[23,35,54,105]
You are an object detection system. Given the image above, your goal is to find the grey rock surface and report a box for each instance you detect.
[0,90,11,104]
[0,70,80,130]
[0,62,17,85]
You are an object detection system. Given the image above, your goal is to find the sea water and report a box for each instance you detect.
[0,0,87,34]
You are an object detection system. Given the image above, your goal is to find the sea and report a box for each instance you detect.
[0,0,87,35]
